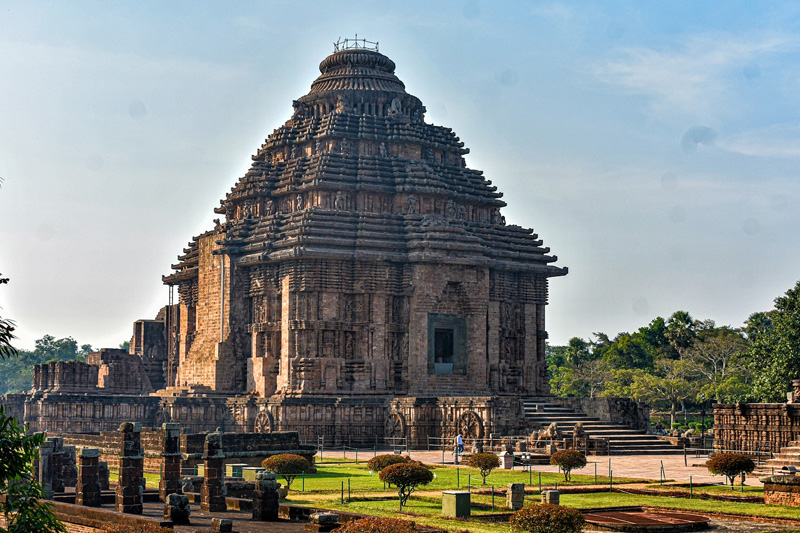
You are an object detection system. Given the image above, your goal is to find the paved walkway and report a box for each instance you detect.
[324,448,764,487]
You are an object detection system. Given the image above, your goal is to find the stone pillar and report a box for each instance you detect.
[159,422,182,501]
[115,422,144,514]
[75,448,101,507]
[252,471,279,521]
[506,483,524,510]
[201,429,226,512]
[49,437,65,493]
[38,437,55,499]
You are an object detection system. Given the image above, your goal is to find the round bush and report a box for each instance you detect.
[333,517,417,533]
[378,463,434,507]
[261,453,311,490]
[366,453,408,472]
[509,503,585,533]
[549,450,587,481]
[467,453,500,484]
[706,452,755,487]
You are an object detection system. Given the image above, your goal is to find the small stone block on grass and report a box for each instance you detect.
[305,512,340,532]
[542,489,560,505]
[210,517,235,532]
[442,490,470,518]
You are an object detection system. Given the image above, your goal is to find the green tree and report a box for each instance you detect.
[0,273,66,533]
[549,450,587,481]
[745,280,800,402]
[467,453,500,484]
[666,311,696,359]
[260,453,311,491]
[378,463,433,507]
[628,360,698,425]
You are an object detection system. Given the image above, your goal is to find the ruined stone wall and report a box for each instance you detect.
[715,403,800,454]
[1,393,27,420]
[32,360,98,392]
[24,394,162,434]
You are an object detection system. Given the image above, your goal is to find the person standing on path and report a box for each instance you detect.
[455,433,464,464]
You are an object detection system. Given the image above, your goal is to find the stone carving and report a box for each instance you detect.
[458,205,467,220]
[388,97,402,119]
[292,100,307,119]
[296,194,304,210]
[386,411,406,439]
[334,191,345,210]
[458,411,484,440]
[335,94,351,114]
[315,139,322,154]
[536,422,561,444]
[406,194,417,214]
[340,138,349,154]
[153,408,169,429]
[446,200,456,219]
[426,147,435,163]
[379,142,387,156]
[254,410,274,434]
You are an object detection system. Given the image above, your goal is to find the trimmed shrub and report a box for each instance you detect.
[706,452,755,487]
[366,453,408,472]
[378,463,434,507]
[261,453,311,490]
[509,503,585,533]
[333,517,418,533]
[467,453,500,484]
[549,450,587,481]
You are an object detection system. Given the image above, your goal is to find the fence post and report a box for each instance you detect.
[457,466,460,488]
[492,485,495,510]
[689,475,693,499]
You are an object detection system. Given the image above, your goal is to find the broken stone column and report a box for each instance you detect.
[159,422,182,501]
[201,429,226,512]
[506,482,524,510]
[252,471,279,521]
[75,448,101,507]
[210,517,233,532]
[49,437,65,493]
[115,422,144,514]
[164,493,191,525]
[38,436,55,499]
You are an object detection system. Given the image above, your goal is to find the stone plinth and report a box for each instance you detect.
[159,422,182,501]
[76,448,101,507]
[542,489,560,505]
[201,430,227,512]
[761,475,800,506]
[98,461,110,490]
[49,437,65,493]
[499,451,514,469]
[305,512,340,532]
[252,471,279,521]
[506,482,524,510]
[442,491,470,518]
[115,422,144,514]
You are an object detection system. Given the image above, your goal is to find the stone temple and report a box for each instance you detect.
[9,42,569,446]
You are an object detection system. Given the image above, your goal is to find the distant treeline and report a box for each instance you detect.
[546,279,800,424]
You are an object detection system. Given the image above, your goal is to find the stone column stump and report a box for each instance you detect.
[252,471,279,521]
[76,448,101,507]
[159,422,182,501]
[115,422,144,514]
[201,429,227,512]
[164,493,191,525]
[98,461,110,491]
[506,482,525,510]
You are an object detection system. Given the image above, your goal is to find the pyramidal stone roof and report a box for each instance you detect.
[164,46,566,284]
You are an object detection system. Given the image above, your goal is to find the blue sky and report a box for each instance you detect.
[1,1,799,349]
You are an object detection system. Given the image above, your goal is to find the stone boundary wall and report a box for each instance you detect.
[1,393,26,420]
[548,396,650,431]
[715,403,800,454]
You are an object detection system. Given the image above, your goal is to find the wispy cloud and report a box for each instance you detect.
[595,33,797,116]
[718,123,800,158]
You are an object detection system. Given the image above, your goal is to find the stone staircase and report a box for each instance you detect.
[753,441,800,477]
[522,399,684,455]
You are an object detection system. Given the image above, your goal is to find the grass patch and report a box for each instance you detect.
[560,492,800,520]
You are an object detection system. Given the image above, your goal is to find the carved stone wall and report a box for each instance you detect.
[715,403,800,454]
